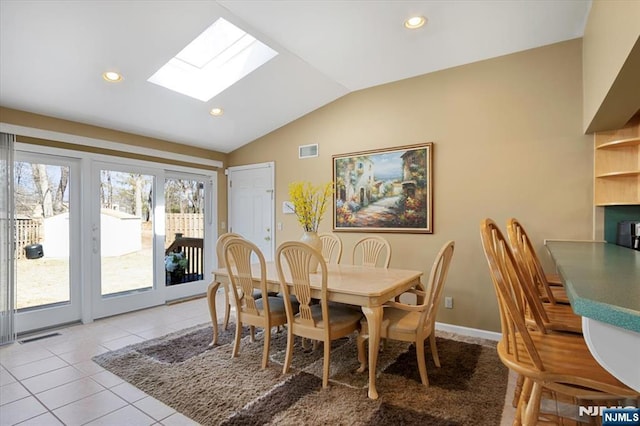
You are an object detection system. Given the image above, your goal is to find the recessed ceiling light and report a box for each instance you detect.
[210,107,224,116]
[102,71,122,82]
[404,16,426,29]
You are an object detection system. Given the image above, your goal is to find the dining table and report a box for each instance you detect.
[206,261,423,399]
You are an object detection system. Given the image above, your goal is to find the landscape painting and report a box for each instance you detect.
[332,143,433,233]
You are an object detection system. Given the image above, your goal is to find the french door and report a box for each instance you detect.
[90,162,164,319]
[14,144,216,332]
[163,172,214,301]
[14,151,81,333]
[90,164,215,318]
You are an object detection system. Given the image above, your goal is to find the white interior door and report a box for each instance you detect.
[227,162,274,261]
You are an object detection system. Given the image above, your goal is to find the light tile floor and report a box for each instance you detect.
[1,292,517,425]
[1,295,220,426]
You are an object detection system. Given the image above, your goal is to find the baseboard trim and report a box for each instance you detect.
[435,321,501,341]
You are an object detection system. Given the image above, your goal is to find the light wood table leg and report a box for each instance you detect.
[362,306,383,400]
[207,281,220,346]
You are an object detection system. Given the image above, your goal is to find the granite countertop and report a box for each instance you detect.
[544,241,640,333]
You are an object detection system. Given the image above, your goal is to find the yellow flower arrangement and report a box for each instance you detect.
[288,181,333,232]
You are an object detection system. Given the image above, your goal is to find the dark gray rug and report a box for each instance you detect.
[93,324,508,425]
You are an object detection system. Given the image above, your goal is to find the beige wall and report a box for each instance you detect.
[583,0,640,132]
[228,39,593,333]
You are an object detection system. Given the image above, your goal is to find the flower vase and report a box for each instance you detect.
[300,231,322,273]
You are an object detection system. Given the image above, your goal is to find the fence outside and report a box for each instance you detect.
[165,213,204,246]
[15,214,203,256]
[15,219,42,259]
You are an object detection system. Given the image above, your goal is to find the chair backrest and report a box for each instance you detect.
[216,232,242,269]
[352,236,391,268]
[276,241,329,333]
[507,218,557,305]
[479,219,546,371]
[319,233,343,264]
[419,241,455,329]
[223,237,269,316]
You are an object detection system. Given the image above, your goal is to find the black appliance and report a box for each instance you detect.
[616,221,640,250]
[24,244,44,259]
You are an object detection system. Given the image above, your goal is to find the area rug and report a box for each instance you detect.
[93,324,508,425]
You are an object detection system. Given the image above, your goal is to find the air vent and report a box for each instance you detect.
[298,144,318,159]
[19,332,61,343]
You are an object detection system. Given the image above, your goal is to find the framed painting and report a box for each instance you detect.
[333,142,433,233]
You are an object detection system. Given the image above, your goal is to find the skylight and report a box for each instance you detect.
[148,18,278,102]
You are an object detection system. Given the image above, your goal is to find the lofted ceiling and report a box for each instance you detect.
[0,0,591,153]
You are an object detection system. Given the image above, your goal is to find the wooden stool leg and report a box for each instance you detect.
[523,381,542,426]
[515,377,533,426]
[513,374,524,407]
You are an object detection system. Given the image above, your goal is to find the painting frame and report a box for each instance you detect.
[332,142,433,234]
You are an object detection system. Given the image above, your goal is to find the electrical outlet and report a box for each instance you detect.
[444,296,453,309]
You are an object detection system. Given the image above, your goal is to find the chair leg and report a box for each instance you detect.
[250,326,255,343]
[513,374,524,408]
[356,334,368,373]
[523,381,542,426]
[429,333,440,368]
[416,339,429,386]
[515,377,533,426]
[223,284,231,330]
[322,339,331,388]
[232,320,242,358]
[261,325,271,369]
[282,328,294,375]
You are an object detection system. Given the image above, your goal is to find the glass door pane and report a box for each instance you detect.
[14,153,81,333]
[164,177,205,286]
[99,170,154,297]
[15,161,71,308]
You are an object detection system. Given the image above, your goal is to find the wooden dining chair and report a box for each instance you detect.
[319,232,343,264]
[507,218,569,304]
[275,241,363,388]
[352,235,391,268]
[480,219,638,425]
[216,232,272,331]
[215,232,243,331]
[356,240,454,386]
[352,235,407,306]
[223,238,288,369]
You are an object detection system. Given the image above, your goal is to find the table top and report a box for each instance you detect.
[545,240,640,333]
[213,262,423,306]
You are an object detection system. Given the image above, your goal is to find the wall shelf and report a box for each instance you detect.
[594,116,640,206]
[596,170,640,178]
[596,137,640,150]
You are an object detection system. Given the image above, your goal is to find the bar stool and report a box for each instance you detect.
[507,218,570,305]
[480,219,638,425]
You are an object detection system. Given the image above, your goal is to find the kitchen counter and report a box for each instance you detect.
[544,240,640,333]
[545,240,640,392]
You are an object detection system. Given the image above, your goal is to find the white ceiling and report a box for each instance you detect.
[0,0,591,153]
